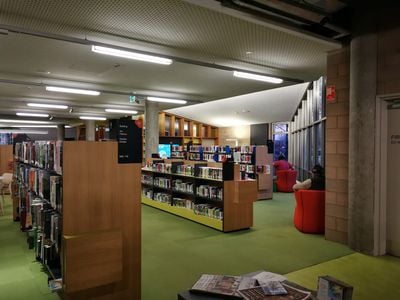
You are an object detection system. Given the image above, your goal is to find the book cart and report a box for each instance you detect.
[13,141,141,299]
[141,158,257,232]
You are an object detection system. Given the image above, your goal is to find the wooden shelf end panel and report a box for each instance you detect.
[63,230,123,293]
[223,180,256,232]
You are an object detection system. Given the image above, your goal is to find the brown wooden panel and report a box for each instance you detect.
[62,141,141,299]
[223,180,256,232]
[0,145,13,174]
[159,112,165,136]
[63,230,123,293]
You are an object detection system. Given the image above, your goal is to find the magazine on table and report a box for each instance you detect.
[238,282,311,300]
[190,274,257,298]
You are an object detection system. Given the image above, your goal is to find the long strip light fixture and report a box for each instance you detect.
[46,86,100,96]
[92,45,173,65]
[105,108,138,114]
[147,96,187,104]
[233,71,283,84]
[27,103,69,109]
[79,116,107,121]
[16,112,49,118]
[0,119,51,124]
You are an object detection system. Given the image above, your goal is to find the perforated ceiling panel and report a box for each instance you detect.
[0,0,337,76]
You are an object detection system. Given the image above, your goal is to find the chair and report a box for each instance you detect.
[293,190,325,234]
[0,173,13,215]
[276,169,297,192]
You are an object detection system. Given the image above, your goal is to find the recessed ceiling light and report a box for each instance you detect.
[233,71,283,84]
[246,51,253,55]
[79,116,107,121]
[91,45,173,65]
[16,112,49,118]
[27,103,69,109]
[46,86,100,96]
[147,96,187,104]
[105,108,138,114]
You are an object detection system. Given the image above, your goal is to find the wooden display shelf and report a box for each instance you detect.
[141,159,256,232]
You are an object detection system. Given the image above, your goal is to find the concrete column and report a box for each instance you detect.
[57,124,65,141]
[145,101,159,158]
[348,5,378,254]
[85,120,96,141]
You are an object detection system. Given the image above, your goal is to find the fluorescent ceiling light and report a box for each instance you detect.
[9,125,57,128]
[79,116,107,121]
[92,45,172,65]
[26,103,68,109]
[0,129,48,134]
[147,96,187,104]
[105,108,138,114]
[46,86,100,96]
[233,71,283,84]
[0,119,51,124]
[16,112,49,118]
[27,103,69,109]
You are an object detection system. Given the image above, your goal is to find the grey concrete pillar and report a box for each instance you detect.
[85,120,96,141]
[348,5,378,254]
[145,101,159,158]
[57,124,65,141]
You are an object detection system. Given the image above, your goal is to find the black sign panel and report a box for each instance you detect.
[117,118,142,164]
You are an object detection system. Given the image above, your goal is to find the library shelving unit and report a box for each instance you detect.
[159,112,219,147]
[13,141,141,299]
[233,145,273,200]
[141,158,256,232]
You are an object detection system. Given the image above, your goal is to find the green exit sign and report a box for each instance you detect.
[129,95,136,103]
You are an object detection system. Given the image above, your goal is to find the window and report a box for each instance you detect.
[290,77,326,181]
[272,122,289,161]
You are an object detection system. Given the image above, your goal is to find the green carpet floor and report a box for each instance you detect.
[1,193,400,299]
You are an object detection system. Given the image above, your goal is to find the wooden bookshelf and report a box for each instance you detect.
[0,144,12,174]
[14,141,141,299]
[141,158,256,232]
[159,112,219,146]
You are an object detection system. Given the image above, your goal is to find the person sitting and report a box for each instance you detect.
[292,164,325,191]
[273,154,294,171]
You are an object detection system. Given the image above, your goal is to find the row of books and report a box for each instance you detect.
[198,167,223,180]
[172,145,184,151]
[176,165,195,176]
[14,163,62,212]
[31,199,61,269]
[153,177,171,189]
[196,185,223,201]
[15,141,63,174]
[150,163,171,173]
[188,152,202,160]
[142,187,153,199]
[171,151,185,158]
[172,180,194,194]
[233,145,254,154]
[240,164,255,174]
[233,152,253,164]
[154,192,171,204]
[141,174,153,185]
[193,204,223,220]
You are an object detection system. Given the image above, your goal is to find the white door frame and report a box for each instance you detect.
[374,93,400,255]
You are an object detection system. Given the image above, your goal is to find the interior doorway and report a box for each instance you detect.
[386,105,400,256]
[375,95,400,256]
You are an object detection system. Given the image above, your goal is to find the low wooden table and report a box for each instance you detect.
[178,281,317,300]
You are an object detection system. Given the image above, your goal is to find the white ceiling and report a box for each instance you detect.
[0,0,342,126]
[167,82,309,126]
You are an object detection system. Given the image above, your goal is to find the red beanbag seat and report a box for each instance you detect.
[276,169,297,192]
[294,190,325,234]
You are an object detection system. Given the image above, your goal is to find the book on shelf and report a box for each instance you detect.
[190,274,257,298]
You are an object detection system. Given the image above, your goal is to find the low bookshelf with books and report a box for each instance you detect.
[141,158,256,232]
[13,140,141,299]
